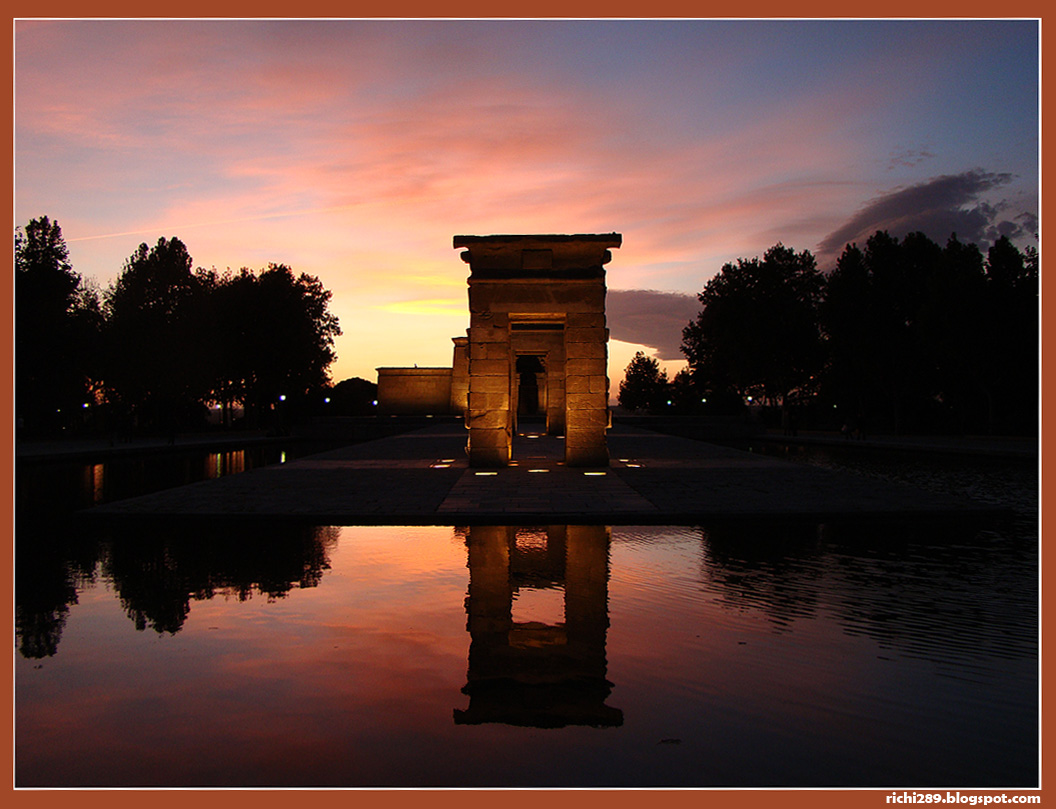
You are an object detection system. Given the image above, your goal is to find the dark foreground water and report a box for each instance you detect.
[14,446,1038,788]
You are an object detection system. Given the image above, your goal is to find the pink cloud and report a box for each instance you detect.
[18,20,1033,387]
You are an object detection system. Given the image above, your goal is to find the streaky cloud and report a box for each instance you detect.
[606,289,700,361]
[816,169,1034,267]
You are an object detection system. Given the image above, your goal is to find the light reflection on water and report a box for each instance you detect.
[15,442,335,515]
[15,514,1037,788]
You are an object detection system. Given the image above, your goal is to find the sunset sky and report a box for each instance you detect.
[14,18,1039,389]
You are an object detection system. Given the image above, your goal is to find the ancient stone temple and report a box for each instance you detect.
[375,233,620,467]
[456,233,620,468]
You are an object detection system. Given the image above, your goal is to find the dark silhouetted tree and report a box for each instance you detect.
[194,267,256,427]
[618,351,669,412]
[327,377,379,416]
[206,264,342,430]
[919,234,989,431]
[982,236,1038,433]
[248,264,340,403]
[15,216,102,434]
[682,244,824,411]
[103,237,204,435]
[821,230,1037,435]
[820,231,942,434]
[818,241,873,425]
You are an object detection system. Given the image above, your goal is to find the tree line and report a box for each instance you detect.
[619,231,1038,436]
[15,216,371,438]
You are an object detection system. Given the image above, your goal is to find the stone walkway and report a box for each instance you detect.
[86,422,1005,524]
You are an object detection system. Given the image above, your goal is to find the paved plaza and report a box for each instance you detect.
[85,422,1005,524]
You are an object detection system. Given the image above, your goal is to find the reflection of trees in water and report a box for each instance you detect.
[699,519,1038,667]
[700,522,826,631]
[104,522,339,634]
[15,520,339,655]
[821,521,1037,667]
[15,519,101,659]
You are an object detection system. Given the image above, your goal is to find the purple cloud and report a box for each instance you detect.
[816,170,1034,266]
[606,289,701,361]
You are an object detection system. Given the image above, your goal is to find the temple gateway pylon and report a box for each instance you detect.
[454,233,621,468]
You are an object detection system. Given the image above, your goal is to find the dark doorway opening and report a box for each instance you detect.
[516,355,545,419]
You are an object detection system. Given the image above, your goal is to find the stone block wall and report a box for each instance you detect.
[465,309,513,466]
[455,234,620,467]
[450,336,470,414]
[375,367,454,415]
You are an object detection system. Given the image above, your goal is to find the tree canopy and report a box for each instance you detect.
[617,351,669,413]
[195,264,342,427]
[15,217,102,432]
[682,233,1037,435]
[15,220,343,437]
[681,244,824,408]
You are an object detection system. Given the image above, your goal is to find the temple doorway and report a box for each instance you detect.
[515,355,546,420]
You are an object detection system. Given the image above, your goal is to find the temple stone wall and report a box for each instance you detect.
[450,336,470,415]
[455,234,620,467]
[375,367,454,415]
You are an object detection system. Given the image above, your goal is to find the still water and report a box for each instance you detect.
[14,447,1038,788]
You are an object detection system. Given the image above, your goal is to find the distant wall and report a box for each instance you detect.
[376,367,454,415]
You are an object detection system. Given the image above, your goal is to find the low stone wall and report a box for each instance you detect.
[376,367,454,415]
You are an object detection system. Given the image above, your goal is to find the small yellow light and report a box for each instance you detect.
[583,471,607,476]
[529,468,549,473]
[475,471,498,476]
[431,463,451,468]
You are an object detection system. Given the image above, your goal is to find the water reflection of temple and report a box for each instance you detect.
[455,525,623,728]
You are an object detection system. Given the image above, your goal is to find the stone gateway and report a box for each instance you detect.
[457,234,620,467]
[376,233,621,468]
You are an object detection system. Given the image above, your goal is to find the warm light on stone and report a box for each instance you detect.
[455,233,621,468]
[375,234,621,468]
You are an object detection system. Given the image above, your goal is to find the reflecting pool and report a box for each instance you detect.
[15,513,1037,787]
